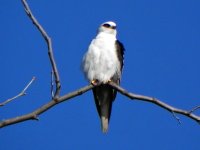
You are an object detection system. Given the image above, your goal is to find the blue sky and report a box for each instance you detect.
[1,0,200,149]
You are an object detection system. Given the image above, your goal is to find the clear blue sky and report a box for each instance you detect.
[1,0,200,149]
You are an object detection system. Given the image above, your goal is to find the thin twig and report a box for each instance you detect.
[172,111,181,124]
[108,82,200,123]
[21,0,61,98]
[0,77,35,106]
[51,70,54,98]
[189,106,200,113]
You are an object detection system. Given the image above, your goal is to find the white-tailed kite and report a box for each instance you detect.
[82,21,125,133]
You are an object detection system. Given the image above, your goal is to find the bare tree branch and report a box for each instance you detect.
[1,82,200,128]
[108,82,200,124]
[21,0,61,98]
[0,77,35,106]
[0,84,94,128]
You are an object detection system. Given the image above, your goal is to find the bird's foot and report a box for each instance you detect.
[91,79,99,86]
[101,79,112,84]
[107,79,112,83]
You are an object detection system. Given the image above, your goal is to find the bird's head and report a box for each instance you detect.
[98,21,117,36]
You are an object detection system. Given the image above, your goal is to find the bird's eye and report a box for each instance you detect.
[103,23,116,29]
[111,26,116,29]
[103,23,111,28]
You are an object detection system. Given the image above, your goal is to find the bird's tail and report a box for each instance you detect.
[93,85,115,133]
[101,116,109,133]
[99,90,113,133]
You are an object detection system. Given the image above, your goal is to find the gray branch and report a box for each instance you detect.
[0,77,35,106]
[0,84,94,128]
[21,0,61,98]
[108,82,200,124]
[1,82,200,128]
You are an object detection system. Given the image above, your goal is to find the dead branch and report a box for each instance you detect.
[108,82,200,124]
[1,82,200,128]
[0,77,35,106]
[21,0,61,98]
[0,84,94,128]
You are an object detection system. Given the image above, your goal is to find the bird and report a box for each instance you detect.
[82,21,125,133]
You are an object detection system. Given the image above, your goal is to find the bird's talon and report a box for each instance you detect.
[107,79,112,83]
[105,80,112,84]
[91,80,99,86]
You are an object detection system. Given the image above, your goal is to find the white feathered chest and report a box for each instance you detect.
[82,33,121,83]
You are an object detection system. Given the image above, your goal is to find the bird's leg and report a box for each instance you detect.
[91,79,99,86]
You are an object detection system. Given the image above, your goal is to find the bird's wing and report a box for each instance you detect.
[115,40,125,72]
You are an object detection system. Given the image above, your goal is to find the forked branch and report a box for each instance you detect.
[1,82,200,128]
[0,84,94,128]
[0,77,35,106]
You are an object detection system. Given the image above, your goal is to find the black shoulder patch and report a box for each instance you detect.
[115,40,125,71]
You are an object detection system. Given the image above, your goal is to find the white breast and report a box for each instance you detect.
[82,33,120,83]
